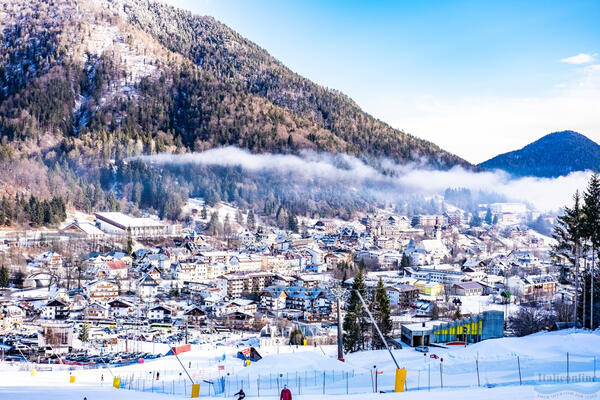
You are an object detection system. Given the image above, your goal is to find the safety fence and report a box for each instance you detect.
[114,352,600,397]
[407,352,599,392]
[114,368,371,397]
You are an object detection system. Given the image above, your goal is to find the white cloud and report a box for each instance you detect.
[135,147,590,211]
[373,62,600,164]
[560,53,597,64]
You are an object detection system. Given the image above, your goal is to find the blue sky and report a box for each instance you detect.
[164,0,600,163]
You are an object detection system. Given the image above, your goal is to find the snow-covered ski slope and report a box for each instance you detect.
[2,329,600,399]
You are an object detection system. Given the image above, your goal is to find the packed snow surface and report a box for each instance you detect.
[2,330,600,399]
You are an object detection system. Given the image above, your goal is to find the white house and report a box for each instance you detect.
[148,305,172,322]
[137,275,159,299]
[108,299,134,317]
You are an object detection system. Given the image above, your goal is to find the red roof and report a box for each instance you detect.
[106,260,127,270]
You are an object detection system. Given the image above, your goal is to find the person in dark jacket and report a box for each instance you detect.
[280,384,292,400]
[234,388,245,400]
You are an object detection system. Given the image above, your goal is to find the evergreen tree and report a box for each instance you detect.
[201,205,208,219]
[553,190,584,309]
[162,193,182,220]
[578,271,600,328]
[78,324,89,343]
[0,196,11,226]
[371,278,392,349]
[0,265,9,287]
[125,227,133,255]
[289,327,305,346]
[205,188,220,206]
[106,190,119,212]
[276,207,288,228]
[343,269,368,353]
[485,208,492,225]
[453,306,462,321]
[247,210,256,230]
[583,171,600,329]
[169,286,180,297]
[288,211,299,233]
[358,258,366,271]
[400,253,410,275]
[223,214,232,236]
[13,270,24,287]
[207,211,222,237]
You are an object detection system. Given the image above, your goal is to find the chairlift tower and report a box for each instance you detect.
[330,287,348,362]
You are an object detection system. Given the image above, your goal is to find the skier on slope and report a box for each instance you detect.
[233,388,245,400]
[280,384,292,400]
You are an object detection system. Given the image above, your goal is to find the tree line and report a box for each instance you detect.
[553,171,600,329]
[0,195,66,227]
[342,264,392,353]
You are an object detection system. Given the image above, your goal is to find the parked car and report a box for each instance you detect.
[5,355,26,362]
[415,345,429,353]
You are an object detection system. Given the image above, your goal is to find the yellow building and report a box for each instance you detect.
[414,281,444,296]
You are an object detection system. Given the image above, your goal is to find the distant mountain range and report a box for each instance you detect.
[479,131,600,177]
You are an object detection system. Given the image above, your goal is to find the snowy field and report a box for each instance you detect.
[2,330,600,399]
[456,295,518,316]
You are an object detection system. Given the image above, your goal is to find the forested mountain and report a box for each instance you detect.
[0,0,471,223]
[479,131,600,178]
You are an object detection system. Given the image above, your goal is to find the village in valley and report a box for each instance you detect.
[2,0,600,398]
[0,198,560,360]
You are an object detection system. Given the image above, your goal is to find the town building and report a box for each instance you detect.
[452,281,484,296]
[95,212,169,238]
[401,311,504,346]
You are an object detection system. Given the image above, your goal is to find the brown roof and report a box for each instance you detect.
[454,281,483,290]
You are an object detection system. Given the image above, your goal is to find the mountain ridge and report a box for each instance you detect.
[479,130,600,177]
[0,0,471,168]
[0,0,472,221]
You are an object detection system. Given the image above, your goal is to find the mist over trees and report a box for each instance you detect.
[443,187,507,215]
